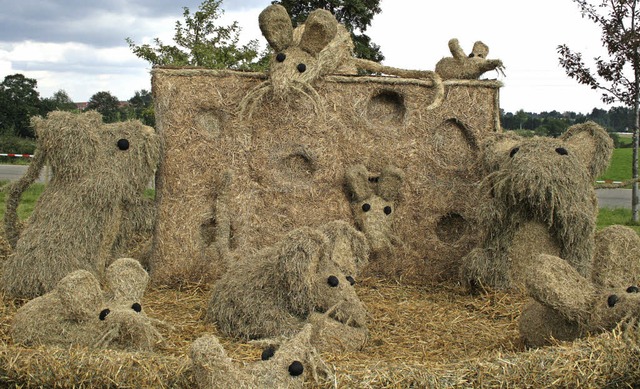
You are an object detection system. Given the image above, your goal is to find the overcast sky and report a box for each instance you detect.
[0,0,615,114]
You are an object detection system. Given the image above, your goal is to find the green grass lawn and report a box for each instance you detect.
[598,147,632,182]
[0,180,154,221]
[0,180,45,221]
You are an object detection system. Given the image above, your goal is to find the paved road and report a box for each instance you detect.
[0,164,633,209]
[596,188,632,209]
[0,164,49,183]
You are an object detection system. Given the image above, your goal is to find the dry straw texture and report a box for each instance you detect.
[1,220,638,386]
[2,263,640,387]
[460,122,614,291]
[151,68,501,286]
[519,225,640,347]
[435,38,505,80]
[191,323,330,388]
[11,258,164,352]
[205,222,369,351]
[2,111,160,298]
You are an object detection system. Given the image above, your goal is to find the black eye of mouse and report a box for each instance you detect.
[468,53,474,58]
[261,346,276,361]
[297,63,306,73]
[117,138,129,151]
[327,275,339,287]
[478,54,484,58]
[555,147,568,156]
[362,203,371,212]
[131,302,142,312]
[384,206,392,215]
[99,308,110,321]
[509,147,519,158]
[276,52,286,62]
[288,360,304,376]
[346,275,355,286]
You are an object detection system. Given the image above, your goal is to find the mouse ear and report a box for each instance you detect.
[259,4,293,52]
[471,41,489,57]
[344,164,374,202]
[561,121,613,179]
[299,9,338,56]
[105,258,149,303]
[56,270,104,321]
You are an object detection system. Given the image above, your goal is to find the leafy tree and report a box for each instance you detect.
[126,0,264,70]
[0,74,40,138]
[608,106,634,131]
[534,118,569,138]
[278,0,384,62]
[86,91,121,123]
[127,89,155,127]
[39,89,77,116]
[558,0,640,221]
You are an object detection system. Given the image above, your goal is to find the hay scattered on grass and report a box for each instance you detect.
[2,258,640,387]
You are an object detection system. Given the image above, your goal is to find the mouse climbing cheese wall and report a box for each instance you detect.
[150,68,501,286]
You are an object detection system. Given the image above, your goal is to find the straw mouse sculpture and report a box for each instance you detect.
[2,111,160,298]
[11,258,165,351]
[205,220,369,351]
[239,4,443,117]
[519,225,640,347]
[190,323,330,388]
[435,38,504,80]
[344,164,404,259]
[460,122,613,292]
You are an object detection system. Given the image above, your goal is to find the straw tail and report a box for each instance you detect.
[4,149,46,248]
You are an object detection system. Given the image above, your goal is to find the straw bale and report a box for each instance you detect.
[435,38,504,80]
[460,121,613,291]
[11,258,165,351]
[2,111,160,298]
[205,224,368,351]
[152,67,500,286]
[191,323,331,388]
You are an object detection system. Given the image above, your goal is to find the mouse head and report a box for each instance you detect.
[95,258,163,351]
[31,110,103,183]
[469,41,489,59]
[482,122,612,216]
[344,165,404,257]
[190,324,324,388]
[523,253,640,345]
[11,258,163,351]
[29,111,160,204]
[277,227,367,330]
[258,4,352,97]
[100,120,160,201]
